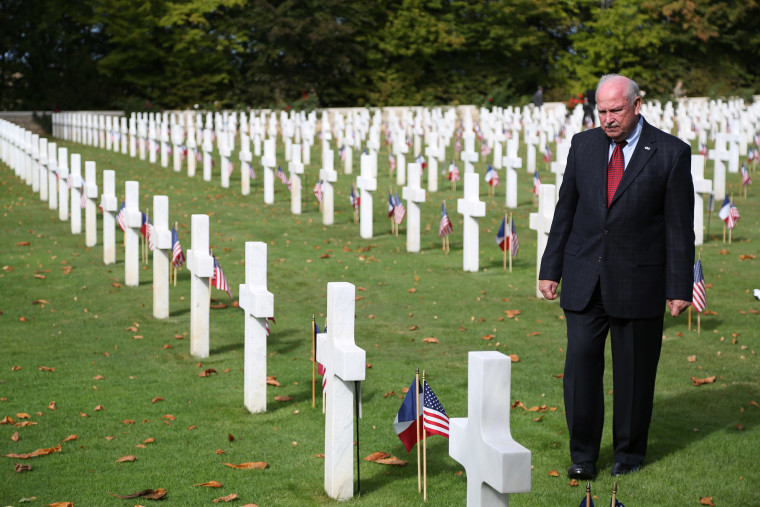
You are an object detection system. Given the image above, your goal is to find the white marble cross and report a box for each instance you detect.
[160,121,170,168]
[152,195,173,319]
[502,138,522,209]
[38,137,48,202]
[402,162,426,252]
[220,137,232,189]
[320,149,338,225]
[148,118,158,164]
[47,142,57,210]
[425,136,439,192]
[449,351,531,506]
[124,181,143,287]
[69,153,83,235]
[289,143,304,214]
[691,154,712,246]
[394,134,408,186]
[262,138,276,204]
[457,172,486,272]
[238,242,274,413]
[186,122,197,177]
[316,282,366,501]
[129,117,137,158]
[138,116,147,160]
[57,147,69,222]
[357,150,377,239]
[524,128,539,173]
[723,132,741,173]
[84,161,98,247]
[187,214,213,358]
[708,140,729,201]
[101,170,117,265]
[461,131,479,173]
[529,184,557,298]
[120,117,129,154]
[239,133,252,196]
[172,121,184,173]
[202,122,214,182]
[343,145,353,174]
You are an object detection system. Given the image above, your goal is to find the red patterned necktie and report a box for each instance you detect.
[607,141,627,206]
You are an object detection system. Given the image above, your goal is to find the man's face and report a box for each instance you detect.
[597,80,641,143]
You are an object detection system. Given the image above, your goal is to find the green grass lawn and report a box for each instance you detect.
[1,129,759,506]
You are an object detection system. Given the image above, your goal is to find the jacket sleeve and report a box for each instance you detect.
[664,142,695,300]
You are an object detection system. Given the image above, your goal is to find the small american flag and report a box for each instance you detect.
[393,193,405,225]
[339,145,346,161]
[439,203,452,238]
[211,255,232,299]
[448,162,460,182]
[533,171,542,195]
[313,180,323,202]
[423,381,449,439]
[727,200,740,230]
[350,185,360,211]
[116,202,126,232]
[485,165,500,187]
[226,160,235,177]
[455,139,462,154]
[544,145,553,163]
[692,259,706,313]
[247,162,256,180]
[195,148,202,162]
[171,228,185,268]
[496,217,509,252]
[79,179,87,209]
[276,165,288,184]
[700,143,707,156]
[415,154,426,170]
[742,164,752,186]
[265,316,275,337]
[387,191,395,218]
[389,153,396,171]
[480,142,491,157]
[511,221,520,257]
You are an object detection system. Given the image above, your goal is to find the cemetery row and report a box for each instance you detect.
[2,95,759,504]
[1,112,537,504]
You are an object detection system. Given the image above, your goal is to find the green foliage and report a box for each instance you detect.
[0,0,758,109]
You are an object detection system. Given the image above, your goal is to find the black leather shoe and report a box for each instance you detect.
[568,462,596,480]
[611,462,641,476]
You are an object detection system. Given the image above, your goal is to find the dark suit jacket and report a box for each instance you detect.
[539,118,695,319]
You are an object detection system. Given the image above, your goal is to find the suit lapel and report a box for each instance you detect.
[609,119,657,207]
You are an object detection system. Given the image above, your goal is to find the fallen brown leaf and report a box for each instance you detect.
[115,455,137,463]
[228,433,235,442]
[93,375,105,380]
[700,497,715,506]
[61,435,77,442]
[152,397,165,403]
[408,288,417,293]
[12,366,22,371]
[15,421,37,427]
[569,479,579,486]
[38,366,55,372]
[123,420,135,425]
[266,377,280,387]
[375,456,408,466]
[47,503,73,507]
[274,396,293,402]
[213,493,239,503]
[48,401,56,410]
[423,337,439,344]
[107,489,167,500]
[692,376,717,386]
[508,354,520,363]
[687,355,697,363]
[738,254,756,260]
[124,326,138,332]
[0,416,15,424]
[548,470,560,477]
[32,299,50,305]
[5,443,61,459]
[162,414,176,421]
[199,369,218,377]
[223,462,268,469]
[383,391,396,398]
[408,325,419,331]
[94,405,105,411]
[195,481,224,488]
[16,413,31,419]
[364,451,391,462]
[16,241,30,246]
[11,431,19,442]
[144,437,155,444]
[482,334,495,340]
[14,463,32,473]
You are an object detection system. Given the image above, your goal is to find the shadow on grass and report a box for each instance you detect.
[597,383,755,467]
[170,307,190,317]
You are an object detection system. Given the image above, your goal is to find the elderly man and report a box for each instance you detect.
[538,74,694,479]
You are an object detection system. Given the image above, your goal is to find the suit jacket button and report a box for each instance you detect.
[598,257,602,263]
[603,230,608,235]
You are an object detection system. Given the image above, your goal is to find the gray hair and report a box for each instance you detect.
[596,74,640,105]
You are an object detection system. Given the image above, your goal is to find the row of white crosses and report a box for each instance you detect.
[2,117,536,507]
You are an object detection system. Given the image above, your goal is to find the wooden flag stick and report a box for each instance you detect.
[688,306,692,331]
[422,370,427,502]
[415,368,421,494]
[585,481,591,507]
[611,482,617,507]
[311,314,316,408]
[508,212,513,273]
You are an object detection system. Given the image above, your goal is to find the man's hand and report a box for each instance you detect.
[667,299,690,317]
[539,280,558,301]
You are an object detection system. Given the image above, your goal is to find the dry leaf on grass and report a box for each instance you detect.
[199,369,218,377]
[482,334,495,340]
[38,366,55,372]
[700,497,715,506]
[508,354,520,363]
[47,503,73,507]
[274,396,293,402]
[161,414,176,421]
[5,443,61,459]
[14,463,32,473]
[11,431,19,442]
[15,421,37,427]
[48,401,56,410]
[152,397,165,403]
[223,462,268,469]
[266,377,280,387]
[548,470,560,477]
[687,355,697,363]
[423,337,439,344]
[692,376,717,386]
[364,451,391,462]
[228,433,235,442]
[115,455,136,463]
[195,481,224,488]
[61,435,77,442]
[383,391,396,398]
[107,489,167,500]
[144,437,155,444]
[16,413,31,419]
[213,493,239,503]
[375,456,408,466]
[0,416,15,424]
[569,479,579,486]
[12,366,22,371]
